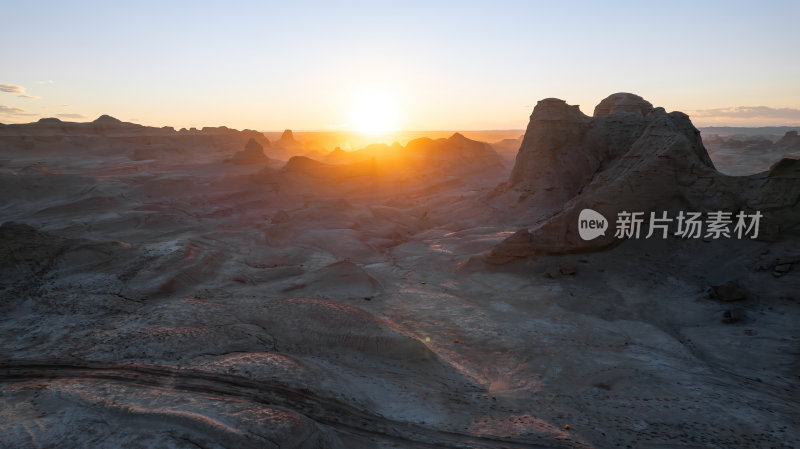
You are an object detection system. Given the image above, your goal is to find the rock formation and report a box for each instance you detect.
[277,155,378,181]
[703,134,775,151]
[593,92,653,117]
[508,95,659,210]
[776,130,800,151]
[226,137,269,165]
[0,115,271,157]
[326,133,504,175]
[490,135,524,160]
[488,93,800,263]
[323,146,350,164]
[275,133,503,182]
[275,129,300,149]
[405,132,504,170]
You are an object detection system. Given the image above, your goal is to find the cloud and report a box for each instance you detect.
[688,106,800,122]
[0,83,24,94]
[0,83,39,99]
[0,105,38,117]
[56,113,85,119]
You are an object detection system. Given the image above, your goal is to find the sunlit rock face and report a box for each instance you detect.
[404,132,505,172]
[490,94,800,262]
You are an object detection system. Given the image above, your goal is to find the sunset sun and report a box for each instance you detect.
[349,91,400,135]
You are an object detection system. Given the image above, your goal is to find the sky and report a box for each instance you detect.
[1,0,799,131]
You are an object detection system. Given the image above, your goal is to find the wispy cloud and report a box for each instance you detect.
[0,84,24,94]
[56,113,85,119]
[688,106,800,123]
[0,83,39,99]
[0,105,38,117]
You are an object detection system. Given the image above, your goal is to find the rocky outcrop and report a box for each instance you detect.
[776,130,800,151]
[226,138,269,165]
[292,133,502,178]
[282,155,328,173]
[91,114,128,130]
[593,92,653,117]
[488,94,800,263]
[405,133,504,170]
[508,96,657,209]
[703,131,800,153]
[323,147,351,164]
[491,135,524,160]
[0,116,273,164]
[275,129,300,149]
[278,156,377,181]
[703,134,777,151]
[0,115,271,156]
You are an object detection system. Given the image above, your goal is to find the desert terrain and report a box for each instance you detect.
[1,93,799,448]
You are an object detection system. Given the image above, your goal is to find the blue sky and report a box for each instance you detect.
[1,0,798,130]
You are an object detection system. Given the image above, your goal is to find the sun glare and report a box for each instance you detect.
[349,91,400,135]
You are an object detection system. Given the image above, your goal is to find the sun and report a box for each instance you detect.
[349,91,400,135]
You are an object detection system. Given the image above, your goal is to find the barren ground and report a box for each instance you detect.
[1,137,798,448]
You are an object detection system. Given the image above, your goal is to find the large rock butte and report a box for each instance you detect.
[489,93,800,263]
